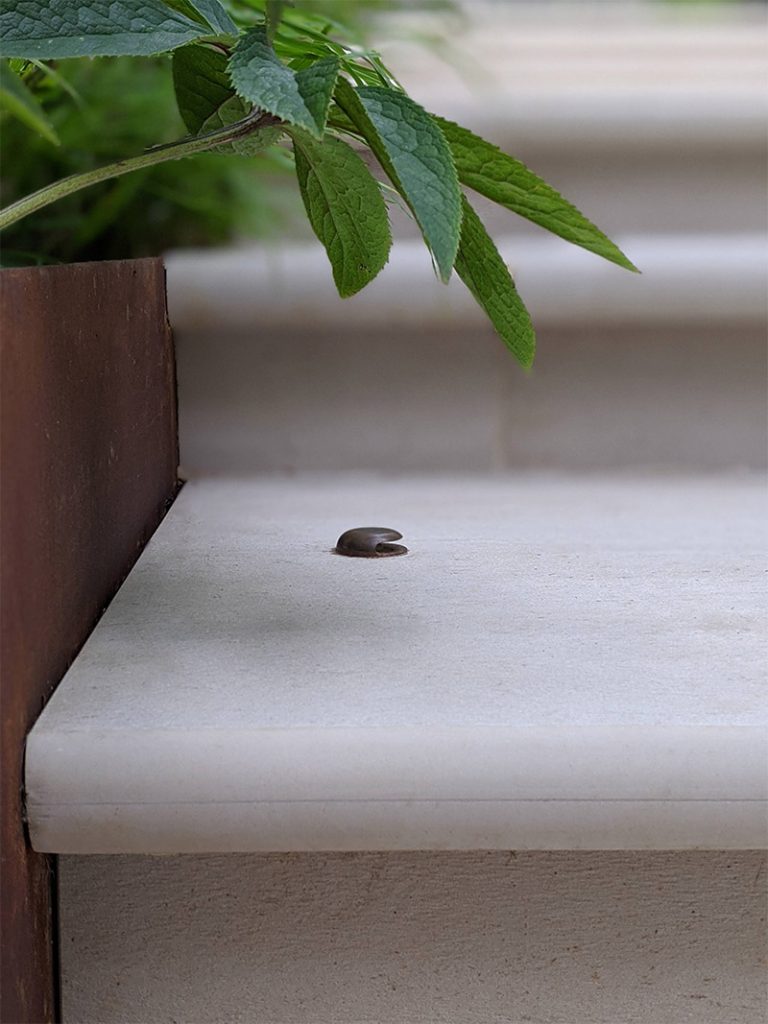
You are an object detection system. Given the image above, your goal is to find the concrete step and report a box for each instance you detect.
[26,475,768,855]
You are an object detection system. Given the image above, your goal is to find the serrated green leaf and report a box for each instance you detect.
[228,25,324,137]
[436,116,638,273]
[173,44,281,154]
[173,44,233,134]
[294,57,338,136]
[326,103,359,137]
[0,0,207,59]
[455,196,535,368]
[194,0,236,35]
[164,0,236,36]
[0,61,58,144]
[290,128,391,298]
[335,79,461,283]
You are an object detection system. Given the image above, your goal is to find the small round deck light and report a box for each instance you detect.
[334,527,408,558]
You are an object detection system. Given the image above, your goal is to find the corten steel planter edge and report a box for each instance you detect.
[0,257,180,1023]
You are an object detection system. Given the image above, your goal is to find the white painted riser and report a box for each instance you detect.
[59,850,768,1024]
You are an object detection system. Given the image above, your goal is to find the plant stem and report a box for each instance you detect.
[0,110,279,231]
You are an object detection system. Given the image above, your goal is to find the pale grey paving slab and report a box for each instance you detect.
[25,476,768,853]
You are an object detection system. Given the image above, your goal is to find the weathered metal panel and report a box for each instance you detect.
[0,258,178,1023]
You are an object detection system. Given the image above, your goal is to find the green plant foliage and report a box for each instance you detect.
[291,128,391,297]
[0,0,208,59]
[173,44,234,133]
[0,61,58,144]
[455,197,535,369]
[436,116,638,273]
[265,0,292,43]
[229,25,326,137]
[0,0,638,366]
[166,0,237,36]
[293,56,338,135]
[335,79,461,283]
[0,56,297,263]
[172,43,281,154]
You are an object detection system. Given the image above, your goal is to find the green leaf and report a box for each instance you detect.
[435,116,638,273]
[200,96,282,155]
[294,57,338,136]
[266,0,292,44]
[326,103,359,137]
[455,196,535,369]
[164,0,236,36]
[0,61,58,144]
[290,129,391,298]
[173,44,281,154]
[26,58,82,104]
[0,0,208,59]
[228,25,330,137]
[173,44,233,134]
[335,79,461,283]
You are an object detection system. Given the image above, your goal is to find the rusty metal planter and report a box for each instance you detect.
[0,258,179,1023]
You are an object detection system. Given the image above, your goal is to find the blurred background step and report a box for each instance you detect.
[167,233,767,477]
[165,1,766,481]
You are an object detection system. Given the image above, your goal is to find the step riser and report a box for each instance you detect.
[177,323,767,475]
